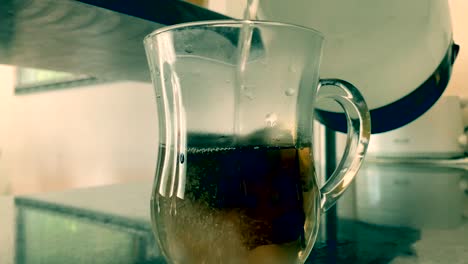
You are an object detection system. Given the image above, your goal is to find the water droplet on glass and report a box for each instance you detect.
[285,88,295,96]
[184,44,194,54]
[218,135,229,143]
[241,84,255,91]
[265,112,278,127]
[241,84,255,100]
[179,153,185,164]
[244,91,254,100]
[170,199,177,216]
[288,65,297,73]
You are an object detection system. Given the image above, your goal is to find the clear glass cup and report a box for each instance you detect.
[144,20,371,264]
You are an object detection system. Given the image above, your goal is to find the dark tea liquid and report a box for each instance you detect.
[152,140,319,263]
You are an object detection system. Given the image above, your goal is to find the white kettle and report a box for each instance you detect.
[222,0,459,133]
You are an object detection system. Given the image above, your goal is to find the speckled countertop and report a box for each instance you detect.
[0,165,467,264]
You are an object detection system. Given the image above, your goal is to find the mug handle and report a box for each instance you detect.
[316,79,371,212]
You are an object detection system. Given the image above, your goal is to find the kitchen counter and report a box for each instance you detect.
[1,164,467,264]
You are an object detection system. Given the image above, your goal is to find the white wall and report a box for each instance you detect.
[0,65,158,195]
[447,0,468,97]
[447,0,468,125]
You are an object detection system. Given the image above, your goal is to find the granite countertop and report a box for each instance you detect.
[0,165,467,264]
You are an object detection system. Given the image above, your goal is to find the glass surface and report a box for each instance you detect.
[144,20,370,263]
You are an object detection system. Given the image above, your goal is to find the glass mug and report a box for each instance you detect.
[144,20,371,264]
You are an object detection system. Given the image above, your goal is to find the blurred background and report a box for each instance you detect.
[0,0,466,196]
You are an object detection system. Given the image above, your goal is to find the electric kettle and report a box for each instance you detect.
[223,0,459,133]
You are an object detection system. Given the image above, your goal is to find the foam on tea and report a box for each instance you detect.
[152,132,319,263]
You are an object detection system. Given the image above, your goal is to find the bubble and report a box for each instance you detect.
[184,44,194,54]
[179,153,185,164]
[284,88,295,96]
[288,65,297,73]
[265,112,278,127]
[225,80,231,83]
[241,84,255,100]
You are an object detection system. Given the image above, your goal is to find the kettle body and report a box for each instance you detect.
[223,0,458,133]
